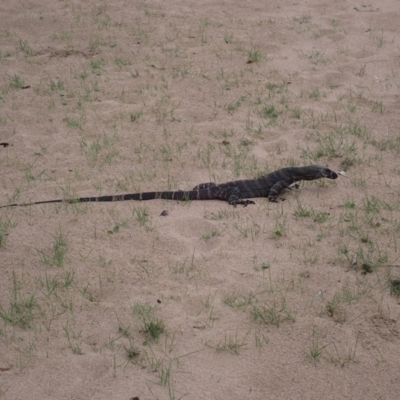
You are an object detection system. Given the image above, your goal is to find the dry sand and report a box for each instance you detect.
[1,1,400,399]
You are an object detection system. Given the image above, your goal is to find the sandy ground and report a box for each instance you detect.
[1,1,400,399]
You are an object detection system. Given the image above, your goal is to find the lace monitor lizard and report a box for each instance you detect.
[0,164,338,208]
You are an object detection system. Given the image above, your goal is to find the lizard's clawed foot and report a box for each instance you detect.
[288,184,300,191]
[228,198,255,207]
[234,199,255,207]
[242,200,255,207]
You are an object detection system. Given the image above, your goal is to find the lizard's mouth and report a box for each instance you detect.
[328,171,339,179]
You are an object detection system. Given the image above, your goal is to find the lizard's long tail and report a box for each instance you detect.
[0,190,202,208]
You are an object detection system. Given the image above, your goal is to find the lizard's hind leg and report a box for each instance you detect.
[227,188,255,207]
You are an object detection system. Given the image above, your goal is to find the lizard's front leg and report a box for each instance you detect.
[268,180,291,202]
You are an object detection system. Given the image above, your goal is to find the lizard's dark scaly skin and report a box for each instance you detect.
[0,165,338,208]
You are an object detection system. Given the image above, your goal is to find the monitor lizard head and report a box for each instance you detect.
[314,165,338,179]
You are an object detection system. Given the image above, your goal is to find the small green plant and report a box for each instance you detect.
[309,87,321,100]
[37,228,68,267]
[292,13,312,33]
[251,304,281,327]
[202,227,221,240]
[294,200,311,218]
[90,58,106,74]
[254,331,269,348]
[344,200,355,209]
[89,36,105,51]
[0,272,38,329]
[0,215,16,247]
[132,302,165,342]
[172,62,192,78]
[261,262,270,270]
[325,335,359,367]
[251,296,295,327]
[331,18,340,29]
[64,270,75,288]
[388,278,400,297]
[258,104,279,124]
[357,244,387,274]
[340,158,355,171]
[312,210,329,223]
[225,96,246,115]
[247,48,262,63]
[291,107,302,119]
[18,39,33,57]
[371,30,386,49]
[9,74,24,90]
[50,78,64,91]
[115,57,131,67]
[326,293,346,324]
[224,31,233,44]
[130,110,143,122]
[223,294,252,308]
[308,338,328,363]
[300,50,329,65]
[51,30,72,42]
[124,337,140,360]
[117,318,132,337]
[372,100,384,114]
[294,14,311,25]
[78,132,120,167]
[216,333,247,355]
[23,163,38,183]
[133,206,151,228]
[64,116,84,129]
[143,319,165,341]
[63,324,83,355]
[306,326,328,363]
[355,64,366,77]
[272,213,286,238]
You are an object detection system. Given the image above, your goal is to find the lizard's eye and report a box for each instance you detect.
[322,168,331,176]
